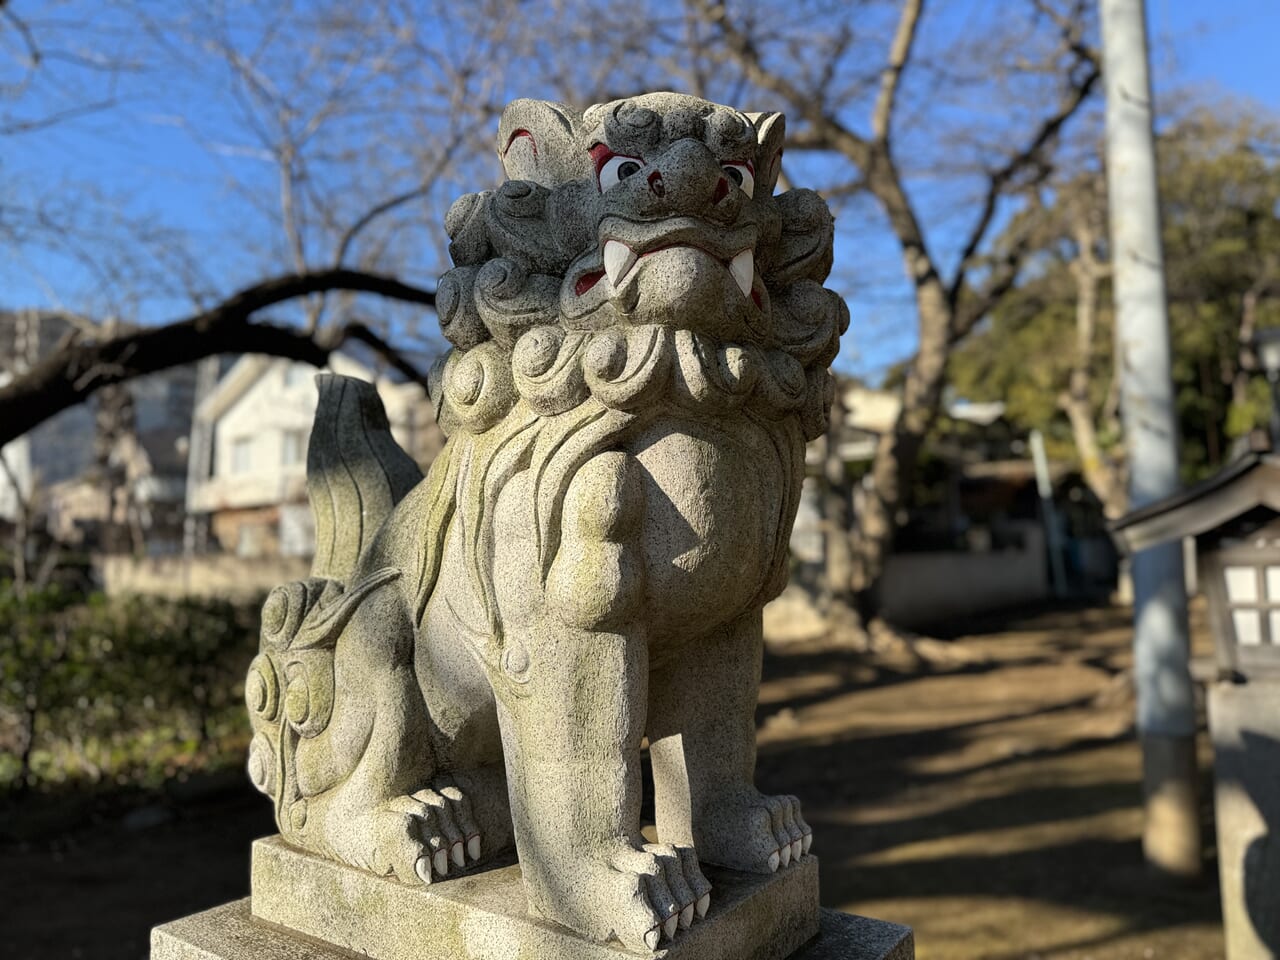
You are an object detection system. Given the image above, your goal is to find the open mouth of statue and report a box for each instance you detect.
[572,216,760,303]
[580,242,755,298]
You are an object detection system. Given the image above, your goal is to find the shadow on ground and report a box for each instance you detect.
[0,602,1226,960]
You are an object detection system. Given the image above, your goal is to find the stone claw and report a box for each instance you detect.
[451,840,466,868]
[767,849,780,873]
[467,834,482,862]
[414,856,433,885]
[696,892,711,918]
[679,903,694,929]
[663,913,679,939]
[433,848,449,877]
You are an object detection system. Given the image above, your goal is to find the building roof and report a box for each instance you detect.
[1109,452,1280,553]
[841,384,1007,435]
[195,347,432,425]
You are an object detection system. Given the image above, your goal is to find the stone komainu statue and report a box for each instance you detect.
[244,92,845,953]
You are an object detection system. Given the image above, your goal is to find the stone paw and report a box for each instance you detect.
[658,843,713,930]
[341,791,473,885]
[533,841,713,953]
[428,778,485,865]
[397,788,480,881]
[697,789,813,874]
[606,841,716,950]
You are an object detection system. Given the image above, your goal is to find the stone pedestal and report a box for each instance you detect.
[1207,682,1280,959]
[151,836,913,960]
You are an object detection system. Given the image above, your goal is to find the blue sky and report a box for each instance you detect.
[2,2,1278,383]
[1150,0,1280,111]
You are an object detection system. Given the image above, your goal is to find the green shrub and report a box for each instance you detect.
[0,585,261,793]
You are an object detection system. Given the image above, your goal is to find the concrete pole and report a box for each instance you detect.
[1099,0,1201,879]
[1029,429,1068,599]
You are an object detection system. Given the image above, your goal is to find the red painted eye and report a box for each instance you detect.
[590,143,644,191]
[722,162,755,199]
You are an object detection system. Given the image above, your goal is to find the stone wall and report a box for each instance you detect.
[765,524,1051,639]
[96,553,311,599]
[879,524,1050,630]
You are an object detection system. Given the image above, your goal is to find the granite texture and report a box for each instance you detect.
[247,834,818,960]
[241,91,846,953]
[1207,681,1280,959]
[153,902,911,960]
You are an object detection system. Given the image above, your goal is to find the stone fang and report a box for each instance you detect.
[603,239,637,287]
[729,249,754,296]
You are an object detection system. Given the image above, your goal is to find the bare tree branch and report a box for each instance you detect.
[946,49,1101,311]
[0,269,436,446]
[871,0,923,144]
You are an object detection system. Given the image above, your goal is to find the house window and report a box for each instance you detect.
[231,436,253,474]
[1223,563,1280,646]
[282,429,306,466]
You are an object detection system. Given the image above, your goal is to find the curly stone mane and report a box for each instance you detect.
[411,93,847,643]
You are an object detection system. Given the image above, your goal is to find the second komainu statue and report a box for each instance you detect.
[244,92,846,953]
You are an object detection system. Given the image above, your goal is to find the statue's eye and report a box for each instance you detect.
[591,144,645,191]
[596,152,645,190]
[722,162,755,199]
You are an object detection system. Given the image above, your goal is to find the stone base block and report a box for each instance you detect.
[152,900,912,960]
[1207,681,1280,959]
[150,834,913,959]
[249,835,817,959]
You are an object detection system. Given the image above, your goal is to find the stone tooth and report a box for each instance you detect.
[603,240,637,287]
[728,249,754,296]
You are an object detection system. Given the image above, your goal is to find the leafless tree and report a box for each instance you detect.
[640,0,1103,627]
[1057,175,1128,519]
[4,1,1103,633]
[0,0,523,442]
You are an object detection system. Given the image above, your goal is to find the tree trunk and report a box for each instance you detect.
[1062,251,1128,519]
[849,275,953,621]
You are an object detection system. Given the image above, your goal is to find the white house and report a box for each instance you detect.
[186,352,441,558]
[1,312,197,553]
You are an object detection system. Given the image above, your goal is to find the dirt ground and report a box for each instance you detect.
[0,602,1226,960]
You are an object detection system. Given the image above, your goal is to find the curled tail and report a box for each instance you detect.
[246,374,421,833]
[307,373,423,581]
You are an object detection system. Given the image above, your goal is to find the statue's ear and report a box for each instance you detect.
[747,112,786,197]
[497,99,587,188]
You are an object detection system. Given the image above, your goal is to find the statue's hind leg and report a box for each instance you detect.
[247,575,459,883]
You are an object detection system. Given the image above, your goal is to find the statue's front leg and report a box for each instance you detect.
[648,610,812,875]
[495,620,695,952]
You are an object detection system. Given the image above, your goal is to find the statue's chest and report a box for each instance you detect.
[625,417,794,632]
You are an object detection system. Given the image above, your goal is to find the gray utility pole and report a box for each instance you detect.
[1029,429,1068,599]
[1100,0,1201,879]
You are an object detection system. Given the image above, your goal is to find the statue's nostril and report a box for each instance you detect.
[648,170,665,197]
[712,177,729,205]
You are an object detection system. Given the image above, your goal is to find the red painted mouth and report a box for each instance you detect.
[575,269,606,296]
